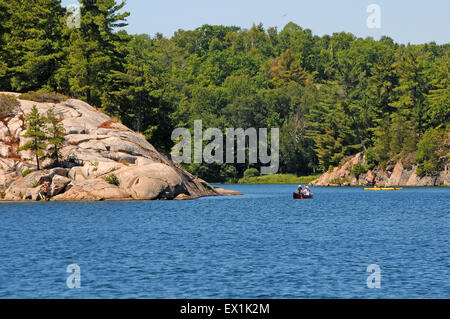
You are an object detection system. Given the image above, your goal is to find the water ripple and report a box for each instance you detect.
[0,185,448,298]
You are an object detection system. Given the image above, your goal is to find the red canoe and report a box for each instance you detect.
[293,192,313,199]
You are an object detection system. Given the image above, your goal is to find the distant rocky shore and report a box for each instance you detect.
[0,93,241,201]
[310,147,450,187]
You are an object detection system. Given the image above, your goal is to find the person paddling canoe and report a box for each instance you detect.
[293,185,313,199]
[304,185,312,196]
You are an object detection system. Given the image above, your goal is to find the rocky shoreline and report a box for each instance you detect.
[310,149,450,187]
[0,93,241,201]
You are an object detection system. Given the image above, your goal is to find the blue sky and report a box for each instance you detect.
[61,0,449,44]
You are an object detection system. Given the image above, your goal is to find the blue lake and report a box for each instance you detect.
[0,185,449,298]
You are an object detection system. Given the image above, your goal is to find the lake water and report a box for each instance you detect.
[0,185,448,299]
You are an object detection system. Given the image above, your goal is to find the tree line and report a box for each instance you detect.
[0,0,448,181]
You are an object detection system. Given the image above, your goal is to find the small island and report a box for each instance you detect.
[0,92,241,201]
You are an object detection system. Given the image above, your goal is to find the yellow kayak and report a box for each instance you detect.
[364,187,403,191]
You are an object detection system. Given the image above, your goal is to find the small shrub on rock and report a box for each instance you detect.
[0,94,20,116]
[22,168,33,177]
[351,163,368,178]
[105,173,120,186]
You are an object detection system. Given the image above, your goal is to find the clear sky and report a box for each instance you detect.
[61,0,450,44]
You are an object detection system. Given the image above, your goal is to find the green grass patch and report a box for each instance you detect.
[238,173,321,184]
[29,180,41,188]
[21,168,33,177]
[19,91,68,104]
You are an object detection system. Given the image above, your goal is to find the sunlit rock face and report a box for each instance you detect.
[310,150,449,187]
[0,93,232,201]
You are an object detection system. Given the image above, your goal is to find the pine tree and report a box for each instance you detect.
[315,117,343,170]
[426,51,450,127]
[388,112,416,157]
[390,46,430,134]
[367,51,398,118]
[107,34,152,132]
[268,49,312,87]
[0,0,11,89]
[60,0,130,107]
[309,85,359,170]
[45,108,66,165]
[371,115,391,165]
[3,0,65,92]
[17,106,47,170]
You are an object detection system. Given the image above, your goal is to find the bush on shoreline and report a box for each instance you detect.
[416,129,448,177]
[238,173,320,184]
[351,163,368,178]
[243,168,260,178]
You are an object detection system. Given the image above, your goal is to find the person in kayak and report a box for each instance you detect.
[297,184,303,195]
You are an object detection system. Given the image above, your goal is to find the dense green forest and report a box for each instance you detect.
[0,0,448,182]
